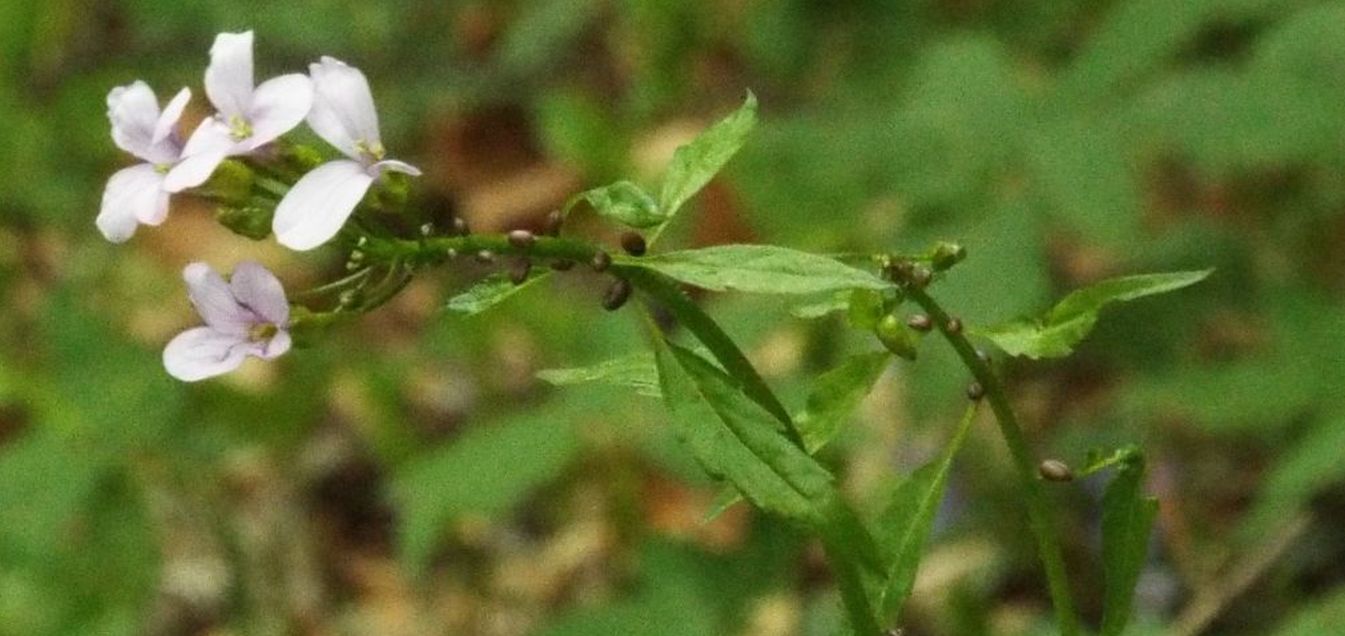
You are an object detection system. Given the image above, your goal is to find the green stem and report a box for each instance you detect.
[362,234,599,266]
[905,287,1079,636]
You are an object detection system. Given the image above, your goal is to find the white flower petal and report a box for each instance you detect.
[180,117,238,158]
[163,150,229,193]
[96,164,165,242]
[243,73,313,150]
[107,81,160,160]
[306,56,380,159]
[183,262,250,335]
[272,159,374,251]
[205,31,255,118]
[259,329,292,360]
[229,261,290,326]
[163,326,249,382]
[371,159,422,177]
[152,87,191,146]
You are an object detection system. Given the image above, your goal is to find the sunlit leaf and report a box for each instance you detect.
[445,272,547,315]
[656,92,758,223]
[1100,449,1158,636]
[626,245,890,296]
[570,180,665,228]
[980,270,1212,359]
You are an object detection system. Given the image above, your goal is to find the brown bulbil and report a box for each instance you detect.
[945,317,963,334]
[507,229,536,249]
[602,278,633,311]
[906,314,933,332]
[1038,459,1074,482]
[474,250,495,264]
[509,259,531,285]
[966,381,985,401]
[620,232,647,256]
[590,251,612,273]
[544,210,564,236]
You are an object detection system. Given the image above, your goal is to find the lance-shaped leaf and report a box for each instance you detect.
[446,272,547,315]
[1100,449,1158,636]
[653,337,884,632]
[979,269,1212,358]
[626,245,891,296]
[796,351,891,453]
[876,404,977,623]
[569,180,664,229]
[537,352,661,397]
[658,92,758,221]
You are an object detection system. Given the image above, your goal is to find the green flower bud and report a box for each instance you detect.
[874,314,918,360]
[287,307,333,348]
[372,170,411,213]
[197,159,255,206]
[929,241,966,272]
[280,143,325,174]
[215,204,274,240]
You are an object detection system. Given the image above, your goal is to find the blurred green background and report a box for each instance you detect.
[3,1,1345,634]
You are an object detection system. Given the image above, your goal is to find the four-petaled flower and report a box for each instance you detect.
[163,261,292,382]
[97,81,192,242]
[272,56,421,251]
[164,31,314,192]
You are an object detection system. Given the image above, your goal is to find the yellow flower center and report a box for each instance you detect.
[249,323,278,342]
[355,139,386,162]
[228,114,253,141]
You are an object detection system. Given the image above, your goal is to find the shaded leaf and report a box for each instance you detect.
[1271,587,1345,636]
[1101,449,1158,636]
[980,270,1212,359]
[570,180,664,228]
[628,245,891,296]
[876,404,977,622]
[797,352,891,453]
[657,92,758,221]
[445,272,547,315]
[537,352,662,398]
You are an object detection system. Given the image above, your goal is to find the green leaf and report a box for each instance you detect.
[394,408,582,570]
[790,292,851,319]
[1100,450,1158,636]
[876,404,977,623]
[657,92,758,221]
[653,338,836,524]
[570,180,665,228]
[797,352,891,453]
[445,272,547,315]
[627,245,891,296]
[1271,587,1345,636]
[979,270,1212,359]
[537,352,662,398]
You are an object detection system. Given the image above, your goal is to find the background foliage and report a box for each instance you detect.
[2,0,1344,634]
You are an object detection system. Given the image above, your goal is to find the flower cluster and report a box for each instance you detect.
[99,31,420,380]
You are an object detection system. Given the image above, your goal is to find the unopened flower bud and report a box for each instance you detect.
[590,250,612,273]
[930,241,966,272]
[373,171,411,212]
[621,231,647,257]
[215,204,273,241]
[507,229,536,249]
[1038,459,1074,482]
[279,143,325,174]
[602,278,632,311]
[199,159,254,206]
[875,314,918,361]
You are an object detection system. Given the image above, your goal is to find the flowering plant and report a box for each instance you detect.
[99,32,1212,635]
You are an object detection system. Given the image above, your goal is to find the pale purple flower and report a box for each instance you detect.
[163,31,315,192]
[163,261,292,382]
[96,81,192,242]
[272,56,421,251]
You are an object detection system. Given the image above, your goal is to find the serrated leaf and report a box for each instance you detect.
[627,245,891,296]
[797,352,891,453]
[445,272,547,315]
[537,352,662,397]
[657,92,758,222]
[1101,451,1158,636]
[571,180,665,228]
[876,404,977,623]
[979,270,1212,359]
